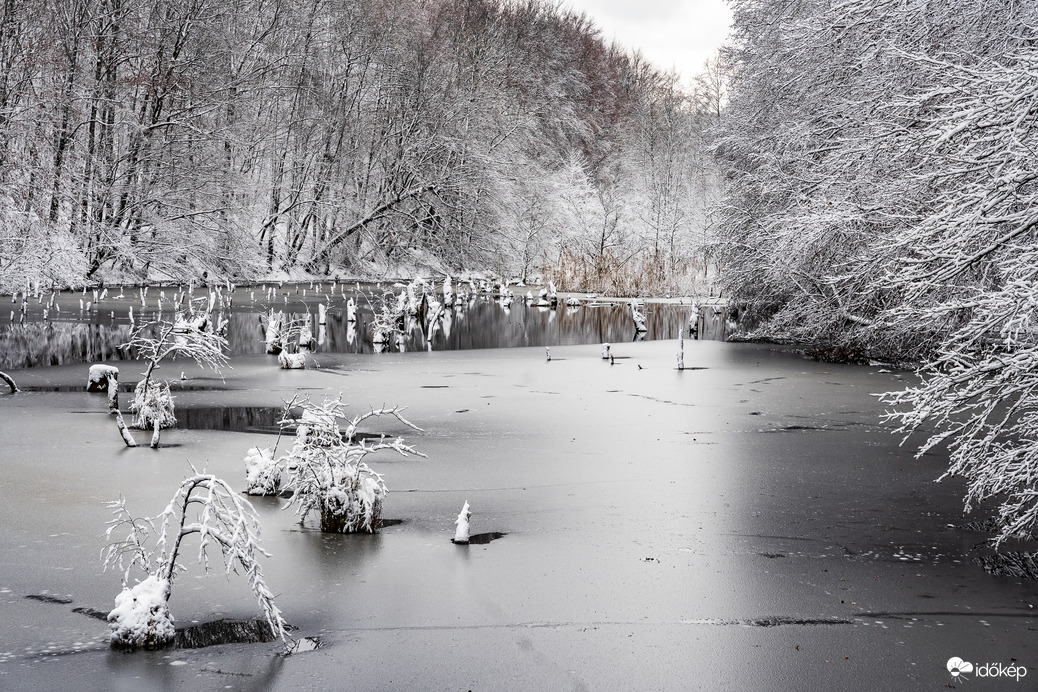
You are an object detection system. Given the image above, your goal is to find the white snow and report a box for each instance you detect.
[245,447,281,495]
[453,501,471,544]
[87,364,119,391]
[107,575,174,650]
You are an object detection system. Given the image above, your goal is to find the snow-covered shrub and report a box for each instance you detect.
[245,447,281,496]
[131,380,176,429]
[278,351,306,369]
[103,470,289,650]
[280,395,423,533]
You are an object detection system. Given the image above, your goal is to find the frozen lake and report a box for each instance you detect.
[0,308,1035,689]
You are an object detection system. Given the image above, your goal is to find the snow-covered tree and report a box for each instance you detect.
[715,0,1038,543]
[280,395,423,533]
[882,37,1038,545]
[103,470,288,650]
[122,306,228,437]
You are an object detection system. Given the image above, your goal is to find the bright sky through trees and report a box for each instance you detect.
[564,0,732,79]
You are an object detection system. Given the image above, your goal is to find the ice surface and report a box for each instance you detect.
[1,338,1036,689]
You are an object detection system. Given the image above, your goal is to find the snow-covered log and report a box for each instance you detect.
[0,370,17,394]
[115,411,138,448]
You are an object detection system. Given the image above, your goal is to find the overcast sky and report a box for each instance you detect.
[562,0,732,82]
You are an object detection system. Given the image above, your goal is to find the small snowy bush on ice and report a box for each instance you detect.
[280,394,423,533]
[122,306,228,435]
[278,351,307,369]
[103,469,288,650]
[131,380,176,429]
[244,447,281,496]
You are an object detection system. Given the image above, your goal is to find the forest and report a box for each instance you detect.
[0,0,717,295]
[715,0,1038,544]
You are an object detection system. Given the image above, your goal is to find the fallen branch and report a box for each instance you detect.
[0,371,16,394]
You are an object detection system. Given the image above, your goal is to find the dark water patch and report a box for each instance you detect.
[760,425,828,433]
[960,519,998,533]
[684,616,853,627]
[760,553,786,559]
[6,287,705,369]
[976,552,1038,580]
[174,406,287,433]
[19,380,227,393]
[174,619,279,649]
[467,532,506,544]
[73,606,109,621]
[805,344,870,365]
[25,592,73,604]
